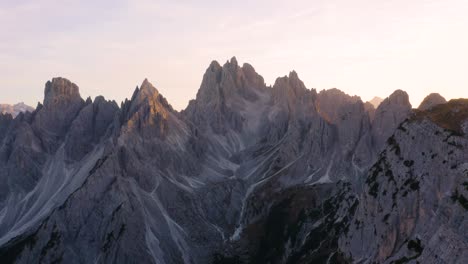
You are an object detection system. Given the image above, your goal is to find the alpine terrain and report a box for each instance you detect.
[0,58,466,263]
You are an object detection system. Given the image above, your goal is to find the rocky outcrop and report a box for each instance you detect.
[271,71,317,117]
[418,93,447,110]
[371,90,412,151]
[43,77,82,107]
[267,71,318,142]
[317,89,371,159]
[120,79,176,139]
[316,88,360,122]
[33,77,86,153]
[184,57,267,135]
[65,96,119,161]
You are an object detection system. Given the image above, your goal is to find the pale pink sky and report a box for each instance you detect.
[1,0,468,109]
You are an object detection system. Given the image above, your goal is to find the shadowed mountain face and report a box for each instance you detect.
[0,58,466,264]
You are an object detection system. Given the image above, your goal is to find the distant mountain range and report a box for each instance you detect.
[0,102,34,117]
[0,57,466,264]
[368,96,384,108]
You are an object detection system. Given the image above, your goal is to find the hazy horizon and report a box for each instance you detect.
[1,0,468,110]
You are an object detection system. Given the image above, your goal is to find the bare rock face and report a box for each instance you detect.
[341,114,468,263]
[272,71,317,119]
[33,78,86,153]
[317,89,370,159]
[0,78,109,252]
[418,93,447,110]
[316,88,360,122]
[120,79,175,139]
[372,90,412,151]
[0,113,13,143]
[364,101,376,121]
[185,57,267,136]
[65,96,119,161]
[0,59,466,264]
[43,77,82,108]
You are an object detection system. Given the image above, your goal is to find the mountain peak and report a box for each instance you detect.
[139,78,159,95]
[222,56,240,75]
[418,93,447,110]
[128,79,160,107]
[316,88,362,124]
[122,79,174,138]
[209,60,222,71]
[128,79,169,111]
[386,89,411,108]
[289,70,299,80]
[193,57,265,103]
[368,96,383,108]
[230,56,238,66]
[44,77,82,107]
[272,70,317,118]
[372,89,412,150]
[273,70,308,97]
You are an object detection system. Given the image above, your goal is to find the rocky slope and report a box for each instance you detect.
[0,57,466,264]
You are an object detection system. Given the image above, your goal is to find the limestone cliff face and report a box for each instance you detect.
[0,59,466,264]
[120,79,176,139]
[317,89,371,161]
[33,78,86,153]
[184,57,267,136]
[341,107,468,263]
[372,90,412,152]
[64,96,119,161]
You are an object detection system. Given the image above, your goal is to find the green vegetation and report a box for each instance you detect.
[451,190,468,210]
[383,214,390,223]
[387,136,401,156]
[369,182,379,198]
[407,239,423,254]
[403,160,414,167]
[412,99,468,136]
[366,159,383,197]
[402,177,420,192]
[391,238,423,264]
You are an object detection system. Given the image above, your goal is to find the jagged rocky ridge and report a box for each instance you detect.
[0,103,34,117]
[0,58,466,263]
